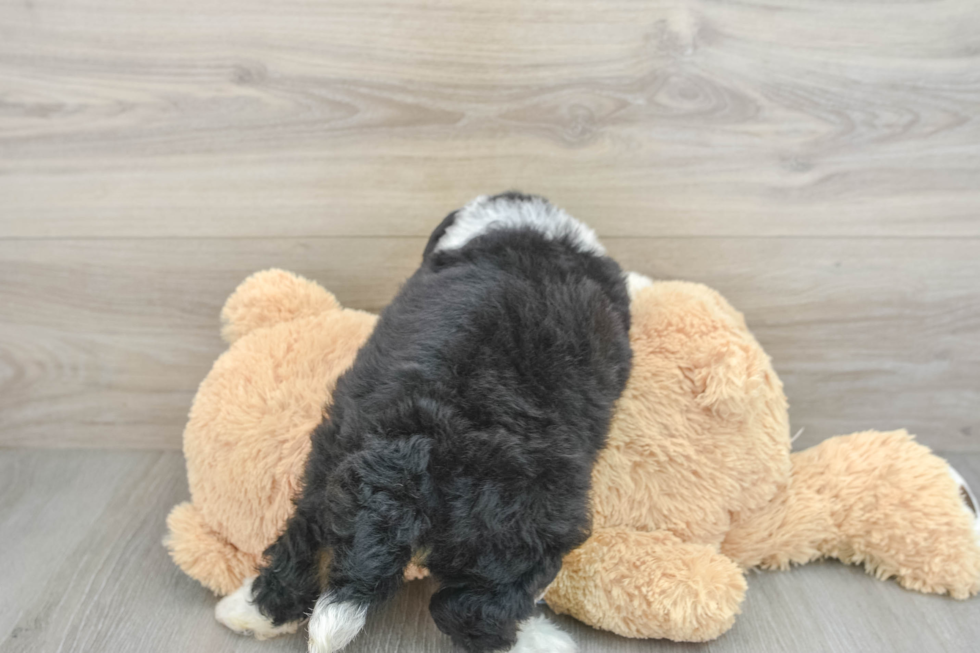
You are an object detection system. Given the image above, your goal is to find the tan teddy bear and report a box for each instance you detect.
[166,269,980,642]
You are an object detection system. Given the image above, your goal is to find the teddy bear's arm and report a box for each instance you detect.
[220,269,341,343]
[543,527,746,642]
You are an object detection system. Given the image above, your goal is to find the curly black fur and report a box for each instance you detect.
[251,193,632,652]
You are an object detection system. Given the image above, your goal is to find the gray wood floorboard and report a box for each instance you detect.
[1,237,977,452]
[1,450,978,652]
[3,1,980,239]
[1,0,979,455]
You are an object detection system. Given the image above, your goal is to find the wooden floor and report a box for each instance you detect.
[1,0,979,452]
[0,449,977,653]
[2,0,979,651]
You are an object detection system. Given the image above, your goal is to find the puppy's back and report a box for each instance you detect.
[341,193,632,458]
[292,193,633,653]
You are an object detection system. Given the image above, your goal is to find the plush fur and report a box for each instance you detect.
[544,285,980,640]
[233,193,632,652]
[170,264,980,646]
[167,269,378,596]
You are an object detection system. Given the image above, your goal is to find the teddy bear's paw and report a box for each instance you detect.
[214,577,300,640]
[948,464,980,543]
[509,615,577,653]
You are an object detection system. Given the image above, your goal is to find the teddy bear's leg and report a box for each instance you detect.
[220,269,341,343]
[165,502,261,596]
[812,431,980,598]
[727,430,980,599]
[544,528,746,642]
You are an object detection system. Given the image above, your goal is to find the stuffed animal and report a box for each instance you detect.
[166,269,980,642]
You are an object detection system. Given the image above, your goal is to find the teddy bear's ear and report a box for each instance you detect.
[220,269,341,344]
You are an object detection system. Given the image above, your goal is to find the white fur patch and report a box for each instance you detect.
[214,577,300,640]
[434,195,605,257]
[510,615,577,653]
[307,592,368,653]
[625,271,654,301]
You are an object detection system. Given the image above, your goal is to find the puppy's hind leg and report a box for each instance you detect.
[428,579,576,653]
[306,446,429,652]
[305,519,416,653]
[215,501,323,638]
[214,576,300,640]
[307,592,369,653]
[428,548,577,653]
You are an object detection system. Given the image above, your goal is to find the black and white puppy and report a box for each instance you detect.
[216,192,634,653]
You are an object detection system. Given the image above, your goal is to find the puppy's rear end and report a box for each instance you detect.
[217,193,632,653]
[414,193,632,651]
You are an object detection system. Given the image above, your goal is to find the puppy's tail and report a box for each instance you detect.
[308,435,434,653]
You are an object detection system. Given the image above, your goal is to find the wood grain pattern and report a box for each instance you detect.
[2,1,977,650]
[1,237,977,451]
[2,0,980,237]
[1,450,979,652]
[1,0,978,452]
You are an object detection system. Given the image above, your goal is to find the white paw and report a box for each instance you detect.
[214,577,299,640]
[307,593,368,653]
[510,615,577,653]
[625,272,654,301]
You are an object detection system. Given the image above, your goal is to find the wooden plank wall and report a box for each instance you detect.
[1,0,978,451]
